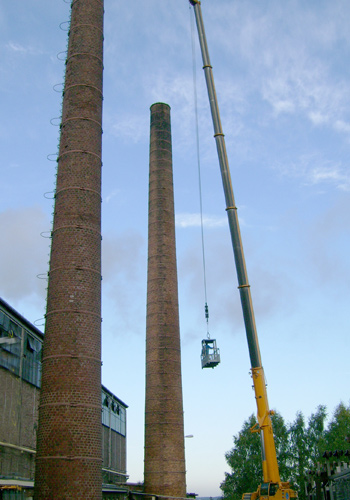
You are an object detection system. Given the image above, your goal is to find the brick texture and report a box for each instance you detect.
[34,0,104,498]
[144,103,187,498]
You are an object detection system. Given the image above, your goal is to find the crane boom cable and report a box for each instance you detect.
[190,6,210,338]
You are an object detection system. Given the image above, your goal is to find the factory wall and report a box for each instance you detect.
[0,298,128,500]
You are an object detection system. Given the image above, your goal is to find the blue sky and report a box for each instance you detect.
[1,0,350,496]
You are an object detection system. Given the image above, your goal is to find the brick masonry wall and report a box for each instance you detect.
[34,0,104,498]
[144,103,187,498]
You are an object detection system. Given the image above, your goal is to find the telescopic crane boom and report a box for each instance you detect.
[189,1,297,499]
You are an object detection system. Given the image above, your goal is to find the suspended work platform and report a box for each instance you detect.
[201,338,220,369]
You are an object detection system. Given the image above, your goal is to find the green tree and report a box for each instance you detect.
[221,414,261,500]
[292,405,328,500]
[289,412,307,497]
[321,402,350,454]
[220,406,328,500]
[220,412,290,500]
[306,405,327,465]
[268,411,291,483]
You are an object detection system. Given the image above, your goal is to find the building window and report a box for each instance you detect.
[0,310,42,387]
[22,332,42,388]
[0,312,21,376]
[101,392,126,436]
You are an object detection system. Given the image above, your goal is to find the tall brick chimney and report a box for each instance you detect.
[144,103,187,498]
[34,0,104,498]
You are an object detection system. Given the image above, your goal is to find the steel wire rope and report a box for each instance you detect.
[59,21,70,32]
[53,83,64,93]
[47,153,58,162]
[190,6,210,339]
[57,51,68,61]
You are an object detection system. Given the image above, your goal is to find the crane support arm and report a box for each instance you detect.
[189,2,298,498]
[251,366,280,484]
[189,0,261,370]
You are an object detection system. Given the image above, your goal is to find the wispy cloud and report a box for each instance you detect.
[176,212,227,228]
[334,120,350,134]
[212,1,350,139]
[110,113,149,144]
[273,154,350,192]
[104,189,121,204]
[6,41,43,56]
[309,165,350,192]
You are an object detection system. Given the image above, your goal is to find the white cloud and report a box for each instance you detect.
[176,212,227,228]
[308,111,328,126]
[273,154,350,192]
[334,120,350,134]
[309,165,350,191]
[213,0,350,139]
[6,41,27,52]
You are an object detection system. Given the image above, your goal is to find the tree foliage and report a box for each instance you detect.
[322,402,350,453]
[220,412,290,500]
[221,414,262,499]
[220,403,350,500]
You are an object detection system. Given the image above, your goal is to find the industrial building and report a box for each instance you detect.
[0,297,128,500]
